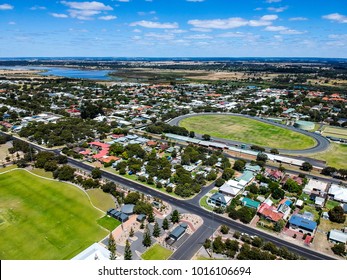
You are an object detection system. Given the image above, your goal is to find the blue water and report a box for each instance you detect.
[0,66,114,80]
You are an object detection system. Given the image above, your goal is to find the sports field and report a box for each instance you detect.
[0,169,108,260]
[307,143,347,169]
[180,115,316,150]
[322,125,347,140]
[141,244,173,260]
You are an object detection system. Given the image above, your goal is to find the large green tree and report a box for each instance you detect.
[108,233,117,260]
[124,239,132,260]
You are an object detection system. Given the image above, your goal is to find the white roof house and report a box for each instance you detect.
[71,243,111,260]
[329,230,347,244]
[303,179,328,194]
[219,184,242,197]
[328,184,347,203]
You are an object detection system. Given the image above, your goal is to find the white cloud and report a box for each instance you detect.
[266,0,282,3]
[186,34,212,39]
[145,32,174,40]
[61,1,113,11]
[0,3,13,10]
[138,11,156,16]
[322,13,347,23]
[267,6,288,13]
[8,21,15,25]
[99,15,117,20]
[289,17,308,21]
[133,29,142,32]
[190,27,212,32]
[68,9,101,20]
[188,15,277,29]
[186,0,205,2]
[130,20,178,29]
[117,0,130,2]
[265,25,304,34]
[169,29,187,34]
[217,32,246,38]
[30,6,47,10]
[261,15,278,21]
[254,8,263,11]
[50,13,69,18]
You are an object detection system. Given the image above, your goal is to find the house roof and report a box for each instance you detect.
[241,197,260,209]
[328,184,347,203]
[329,229,347,243]
[289,215,317,231]
[237,171,254,183]
[210,192,227,204]
[258,203,283,222]
[121,204,135,215]
[170,224,187,239]
[219,184,242,196]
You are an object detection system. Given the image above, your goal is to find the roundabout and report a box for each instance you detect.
[169,113,330,154]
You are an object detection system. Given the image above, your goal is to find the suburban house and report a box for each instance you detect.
[265,168,284,181]
[328,229,347,244]
[241,197,261,210]
[219,180,243,197]
[288,214,317,235]
[207,192,232,208]
[328,184,347,203]
[303,179,329,196]
[258,199,284,223]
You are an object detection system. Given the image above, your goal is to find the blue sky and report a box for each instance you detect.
[0,0,346,57]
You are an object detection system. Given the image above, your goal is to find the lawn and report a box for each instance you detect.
[180,115,316,150]
[0,165,17,173]
[30,168,53,179]
[322,126,347,140]
[325,200,340,211]
[86,188,115,212]
[141,244,173,260]
[200,196,214,211]
[306,143,347,169]
[0,169,108,260]
[299,205,320,222]
[97,215,121,232]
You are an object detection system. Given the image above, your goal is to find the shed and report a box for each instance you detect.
[136,214,146,222]
[118,213,129,222]
[169,223,188,241]
[329,229,347,244]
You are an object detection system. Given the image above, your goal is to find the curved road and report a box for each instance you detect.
[3,133,335,260]
[169,113,330,154]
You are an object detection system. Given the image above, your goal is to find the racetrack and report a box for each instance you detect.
[169,113,330,154]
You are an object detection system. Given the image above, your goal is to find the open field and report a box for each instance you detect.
[306,143,347,169]
[322,126,347,140]
[180,115,316,150]
[0,169,107,260]
[30,168,53,179]
[86,188,115,212]
[141,244,173,260]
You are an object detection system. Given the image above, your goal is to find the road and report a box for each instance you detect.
[2,133,336,260]
[168,113,330,154]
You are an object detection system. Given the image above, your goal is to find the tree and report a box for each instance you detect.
[237,207,256,224]
[129,227,134,238]
[256,152,268,163]
[170,210,180,224]
[147,211,155,223]
[251,237,263,248]
[189,131,195,138]
[212,236,226,254]
[124,192,140,205]
[270,148,279,155]
[80,101,104,119]
[162,218,169,230]
[215,178,225,187]
[91,167,102,179]
[222,168,235,180]
[44,160,58,172]
[202,134,211,141]
[203,238,211,250]
[152,221,161,237]
[329,206,346,223]
[220,225,230,234]
[108,233,117,260]
[331,243,346,256]
[142,225,152,247]
[54,165,75,181]
[274,220,286,232]
[233,159,246,172]
[124,239,132,260]
[301,162,313,172]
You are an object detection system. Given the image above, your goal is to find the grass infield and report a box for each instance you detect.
[180,115,316,150]
[0,169,108,260]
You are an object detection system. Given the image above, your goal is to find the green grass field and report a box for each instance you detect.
[86,188,115,212]
[180,115,316,150]
[322,126,347,140]
[141,244,173,260]
[97,216,121,231]
[0,169,108,260]
[307,143,347,169]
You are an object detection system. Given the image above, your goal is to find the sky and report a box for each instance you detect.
[0,0,346,57]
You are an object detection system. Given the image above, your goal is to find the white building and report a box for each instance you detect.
[71,243,111,260]
[303,179,329,195]
[328,184,347,203]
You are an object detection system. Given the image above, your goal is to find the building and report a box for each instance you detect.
[328,184,347,203]
[169,223,188,241]
[71,243,111,260]
[303,179,329,195]
[207,192,232,208]
[329,229,347,244]
[258,200,283,223]
[121,204,135,215]
[241,197,260,210]
[288,214,317,235]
